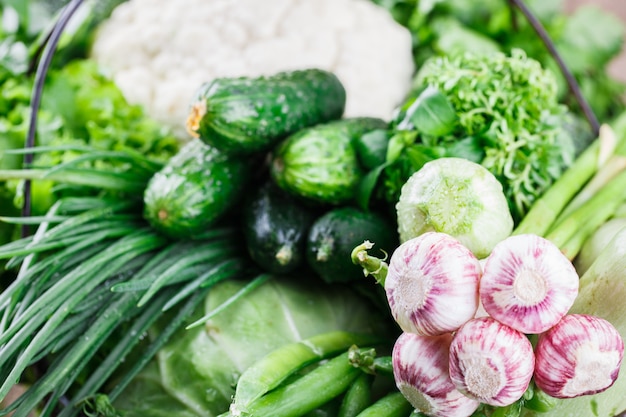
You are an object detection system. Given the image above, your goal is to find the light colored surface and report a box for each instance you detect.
[564,0,626,82]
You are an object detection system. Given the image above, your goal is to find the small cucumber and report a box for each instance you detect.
[143,139,250,239]
[243,181,317,274]
[306,207,397,283]
[271,118,387,205]
[186,69,346,155]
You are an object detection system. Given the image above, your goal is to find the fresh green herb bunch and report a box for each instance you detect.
[415,49,560,137]
[393,50,576,222]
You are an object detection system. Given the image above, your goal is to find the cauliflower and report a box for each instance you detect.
[90,0,414,139]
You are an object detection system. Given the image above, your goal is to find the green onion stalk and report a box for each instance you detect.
[513,124,626,260]
[0,149,254,416]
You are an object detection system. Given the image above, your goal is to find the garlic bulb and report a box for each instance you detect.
[534,314,624,399]
[448,317,535,407]
[385,232,481,336]
[392,332,480,417]
[479,234,579,334]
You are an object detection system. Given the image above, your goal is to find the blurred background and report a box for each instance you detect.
[565,0,626,82]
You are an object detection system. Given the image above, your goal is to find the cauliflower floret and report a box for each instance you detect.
[90,0,414,139]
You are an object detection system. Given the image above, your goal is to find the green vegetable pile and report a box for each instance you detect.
[372,0,625,122]
[371,49,579,222]
[1,1,626,417]
[0,1,178,238]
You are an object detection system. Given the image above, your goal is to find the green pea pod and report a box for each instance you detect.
[338,373,373,417]
[240,351,362,417]
[233,331,380,413]
[355,392,413,417]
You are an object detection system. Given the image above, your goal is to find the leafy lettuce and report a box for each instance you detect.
[1,2,179,225]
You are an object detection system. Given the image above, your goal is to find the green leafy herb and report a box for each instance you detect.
[406,86,457,137]
[378,50,577,222]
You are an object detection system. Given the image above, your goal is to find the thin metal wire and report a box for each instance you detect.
[21,0,85,237]
[508,0,601,137]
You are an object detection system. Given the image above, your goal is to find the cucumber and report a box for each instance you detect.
[271,118,387,205]
[143,139,251,239]
[243,181,317,274]
[306,207,397,283]
[186,69,346,155]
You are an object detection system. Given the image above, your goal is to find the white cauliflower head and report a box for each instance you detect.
[90,0,414,139]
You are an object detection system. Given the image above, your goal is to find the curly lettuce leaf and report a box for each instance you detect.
[113,278,391,417]
[40,60,179,161]
[1,58,179,214]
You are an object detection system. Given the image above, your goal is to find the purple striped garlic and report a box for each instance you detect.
[392,332,480,417]
[385,232,481,336]
[479,234,579,334]
[534,314,624,399]
[448,317,535,407]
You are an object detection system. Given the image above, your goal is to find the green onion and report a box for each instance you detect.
[0,230,167,400]
[162,257,249,311]
[137,239,240,306]
[544,169,626,258]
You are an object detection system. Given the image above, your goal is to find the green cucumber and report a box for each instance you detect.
[271,118,387,205]
[186,69,346,155]
[143,139,250,239]
[306,207,397,283]
[243,181,317,274]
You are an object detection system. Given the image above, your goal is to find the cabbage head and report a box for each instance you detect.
[113,277,390,416]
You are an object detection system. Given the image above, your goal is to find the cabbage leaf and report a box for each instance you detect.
[112,277,390,417]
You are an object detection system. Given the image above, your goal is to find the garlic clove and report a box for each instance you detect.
[534,314,625,399]
[479,234,579,334]
[385,232,481,336]
[448,317,535,407]
[392,332,480,417]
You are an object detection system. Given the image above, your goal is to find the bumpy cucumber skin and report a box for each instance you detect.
[271,118,387,205]
[188,69,346,155]
[243,182,317,274]
[143,139,250,239]
[306,207,397,283]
